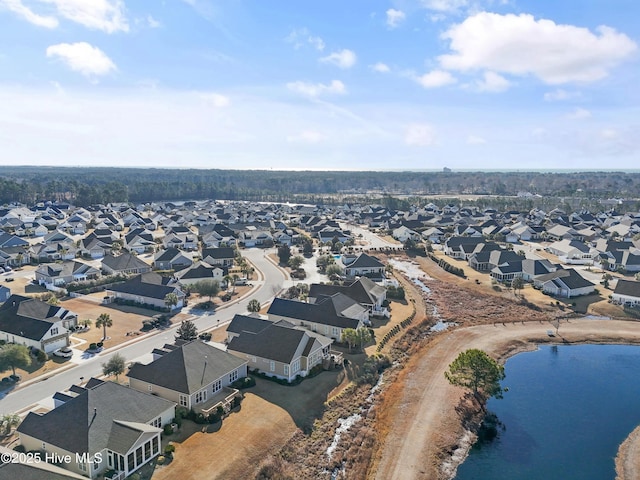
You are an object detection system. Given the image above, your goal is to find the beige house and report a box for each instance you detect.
[127,340,247,413]
[17,379,175,480]
[227,315,333,382]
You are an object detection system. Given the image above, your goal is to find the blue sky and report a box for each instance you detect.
[0,0,638,170]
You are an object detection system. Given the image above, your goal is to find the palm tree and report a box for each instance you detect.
[247,299,261,313]
[95,313,113,341]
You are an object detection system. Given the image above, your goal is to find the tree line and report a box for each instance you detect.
[2,166,640,208]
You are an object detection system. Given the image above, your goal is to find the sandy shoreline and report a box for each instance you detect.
[372,318,640,480]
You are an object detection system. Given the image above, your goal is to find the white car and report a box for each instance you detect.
[53,347,73,358]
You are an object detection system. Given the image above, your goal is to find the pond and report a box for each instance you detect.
[455,344,640,480]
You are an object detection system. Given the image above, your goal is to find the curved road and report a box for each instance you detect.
[0,249,286,415]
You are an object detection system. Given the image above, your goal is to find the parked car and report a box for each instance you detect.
[53,347,73,358]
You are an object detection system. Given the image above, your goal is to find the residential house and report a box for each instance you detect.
[421,227,445,244]
[444,236,487,259]
[341,253,386,280]
[153,248,193,271]
[547,239,596,265]
[267,294,366,340]
[0,294,77,353]
[612,279,640,306]
[124,228,156,254]
[201,247,235,268]
[227,314,333,382]
[521,259,558,282]
[534,269,596,298]
[238,229,273,247]
[174,261,226,286]
[107,272,185,310]
[467,246,517,271]
[128,340,247,413]
[102,253,152,276]
[35,261,101,287]
[17,379,175,480]
[308,277,388,317]
[392,225,421,243]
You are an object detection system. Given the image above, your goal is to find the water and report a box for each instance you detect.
[455,344,640,480]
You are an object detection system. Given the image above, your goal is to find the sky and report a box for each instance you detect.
[0,0,638,171]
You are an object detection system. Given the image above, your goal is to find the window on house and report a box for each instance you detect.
[269,361,275,372]
[179,394,188,407]
[152,436,160,455]
[283,365,289,376]
[212,379,221,393]
[151,417,161,428]
[332,327,340,337]
[50,327,58,335]
[292,359,300,373]
[79,462,87,472]
[135,446,143,466]
[229,370,238,382]
[148,384,153,392]
[195,390,207,404]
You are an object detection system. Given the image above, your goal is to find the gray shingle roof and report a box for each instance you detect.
[614,279,640,298]
[267,296,361,329]
[102,252,150,272]
[17,381,173,457]
[308,277,385,307]
[0,295,73,341]
[108,272,182,300]
[227,324,308,364]
[127,340,247,394]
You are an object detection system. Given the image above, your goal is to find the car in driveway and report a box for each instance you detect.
[53,347,73,358]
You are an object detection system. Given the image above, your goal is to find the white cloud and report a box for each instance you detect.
[320,49,357,69]
[0,0,58,28]
[201,93,231,107]
[467,135,486,144]
[415,70,457,88]
[421,0,468,13]
[287,130,325,144]
[285,28,325,51]
[544,89,581,101]
[405,123,436,146]
[46,42,117,77]
[146,14,160,28]
[567,108,591,120]
[371,62,390,73]
[41,0,128,33]
[601,128,618,139]
[476,71,510,92]
[286,80,347,97]
[386,8,405,28]
[439,13,637,84]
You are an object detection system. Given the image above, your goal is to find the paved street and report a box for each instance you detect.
[0,249,286,415]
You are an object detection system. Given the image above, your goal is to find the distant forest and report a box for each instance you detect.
[1,166,639,210]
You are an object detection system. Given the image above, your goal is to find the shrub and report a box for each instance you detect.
[231,376,255,389]
[164,444,175,455]
[89,343,97,350]
[156,455,166,465]
[207,413,220,424]
[198,332,212,341]
[175,406,189,419]
[194,413,207,424]
[35,349,47,362]
[97,342,103,348]
[163,424,173,436]
[13,445,26,453]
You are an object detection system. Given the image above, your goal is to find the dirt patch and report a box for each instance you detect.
[151,370,348,480]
